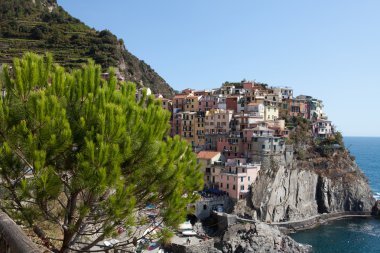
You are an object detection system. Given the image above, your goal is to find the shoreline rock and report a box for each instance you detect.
[250,150,376,223]
[372,200,380,217]
[220,223,311,253]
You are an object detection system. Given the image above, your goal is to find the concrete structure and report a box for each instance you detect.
[192,195,231,220]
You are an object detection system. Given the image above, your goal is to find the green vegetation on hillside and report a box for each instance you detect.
[0,0,174,97]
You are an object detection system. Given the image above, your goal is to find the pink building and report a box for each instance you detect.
[218,159,261,200]
[216,134,244,159]
[198,96,219,112]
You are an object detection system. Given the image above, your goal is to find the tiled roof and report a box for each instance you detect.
[197,151,221,160]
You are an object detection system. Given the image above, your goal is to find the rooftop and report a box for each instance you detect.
[197,151,221,160]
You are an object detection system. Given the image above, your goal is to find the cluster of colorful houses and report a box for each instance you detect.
[138,80,334,201]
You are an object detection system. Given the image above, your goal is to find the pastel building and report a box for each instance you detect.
[194,111,206,149]
[205,109,234,135]
[198,96,219,111]
[233,112,263,133]
[264,103,279,121]
[184,95,202,112]
[181,111,197,145]
[216,133,245,159]
[312,120,333,138]
[246,102,265,118]
[308,98,326,120]
[158,98,172,112]
[173,94,188,111]
[197,151,223,188]
[219,159,261,200]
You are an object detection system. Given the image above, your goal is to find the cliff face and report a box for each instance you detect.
[0,0,175,97]
[250,149,376,222]
[221,223,310,253]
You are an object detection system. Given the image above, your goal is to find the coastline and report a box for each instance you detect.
[269,211,374,234]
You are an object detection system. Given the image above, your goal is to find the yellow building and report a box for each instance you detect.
[264,103,279,121]
[181,111,197,146]
[205,109,234,135]
[184,95,202,112]
[196,151,222,188]
[195,111,206,148]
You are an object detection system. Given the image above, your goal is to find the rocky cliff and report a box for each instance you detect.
[221,223,310,253]
[250,147,376,222]
[184,222,310,253]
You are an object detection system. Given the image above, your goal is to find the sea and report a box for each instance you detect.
[290,137,380,253]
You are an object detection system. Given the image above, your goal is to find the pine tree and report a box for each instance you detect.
[0,53,203,252]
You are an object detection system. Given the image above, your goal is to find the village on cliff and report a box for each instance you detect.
[140,80,333,203]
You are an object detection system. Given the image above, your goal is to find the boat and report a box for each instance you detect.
[182,230,197,236]
[178,221,192,230]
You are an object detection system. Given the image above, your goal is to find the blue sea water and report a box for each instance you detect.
[290,137,380,253]
[345,137,380,199]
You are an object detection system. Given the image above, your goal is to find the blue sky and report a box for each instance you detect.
[59,0,380,137]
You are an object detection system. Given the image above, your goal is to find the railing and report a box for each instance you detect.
[0,212,45,253]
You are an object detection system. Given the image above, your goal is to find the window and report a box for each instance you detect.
[240,185,244,190]
[233,185,236,190]
[220,182,223,187]
[248,176,251,181]
[262,144,265,149]
[241,177,244,182]
[227,184,229,189]
[227,176,229,181]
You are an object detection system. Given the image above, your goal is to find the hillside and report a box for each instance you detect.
[0,0,175,97]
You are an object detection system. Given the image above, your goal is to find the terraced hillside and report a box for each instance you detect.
[0,0,175,97]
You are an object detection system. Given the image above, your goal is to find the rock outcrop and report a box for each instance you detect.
[372,200,380,217]
[250,149,376,222]
[221,223,310,253]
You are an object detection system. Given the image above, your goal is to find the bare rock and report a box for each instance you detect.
[372,200,380,216]
[251,151,375,222]
[221,223,310,253]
